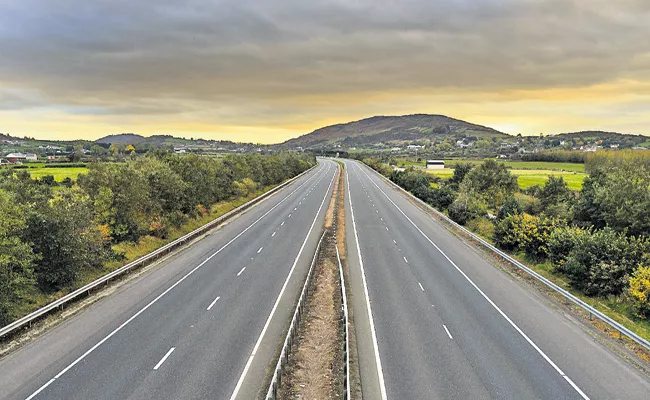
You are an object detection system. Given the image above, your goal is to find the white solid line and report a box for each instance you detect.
[237,267,246,277]
[404,256,409,263]
[23,164,329,399]
[356,162,590,400]
[418,282,424,291]
[25,379,55,400]
[281,221,285,226]
[229,161,338,400]
[271,231,276,237]
[345,163,388,400]
[153,347,175,370]
[257,247,263,254]
[207,296,221,311]
[443,325,453,339]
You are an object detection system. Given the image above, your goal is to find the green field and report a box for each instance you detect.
[397,158,585,173]
[424,168,586,190]
[25,167,88,182]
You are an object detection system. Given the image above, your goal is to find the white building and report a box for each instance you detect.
[426,160,445,170]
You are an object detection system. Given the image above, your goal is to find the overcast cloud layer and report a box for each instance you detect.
[1,0,649,142]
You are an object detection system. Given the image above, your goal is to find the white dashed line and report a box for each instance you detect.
[237,267,246,277]
[288,214,292,218]
[385,226,389,231]
[257,247,263,254]
[271,231,276,237]
[294,207,297,211]
[393,239,397,244]
[207,296,221,311]
[404,256,408,263]
[153,347,175,370]
[443,325,453,339]
[418,282,424,291]
[281,221,285,226]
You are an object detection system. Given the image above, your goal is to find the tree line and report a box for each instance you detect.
[0,152,315,325]
[361,150,650,321]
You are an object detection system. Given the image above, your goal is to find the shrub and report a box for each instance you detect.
[494,213,561,260]
[448,193,487,225]
[629,266,650,318]
[466,217,495,239]
[498,197,521,220]
[547,226,590,268]
[561,229,650,296]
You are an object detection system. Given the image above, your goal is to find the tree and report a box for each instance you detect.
[461,160,518,209]
[0,190,36,325]
[25,190,112,291]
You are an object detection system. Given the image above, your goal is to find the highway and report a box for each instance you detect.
[342,159,650,400]
[0,159,338,400]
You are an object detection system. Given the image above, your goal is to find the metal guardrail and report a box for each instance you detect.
[336,245,351,400]
[0,165,317,340]
[265,230,327,400]
[360,161,650,352]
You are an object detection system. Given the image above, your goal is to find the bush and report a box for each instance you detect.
[494,213,561,260]
[448,193,487,225]
[466,217,495,239]
[498,197,521,220]
[629,266,650,318]
[560,229,650,296]
[547,226,590,267]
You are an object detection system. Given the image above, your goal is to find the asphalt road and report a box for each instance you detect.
[0,159,338,400]
[343,159,650,400]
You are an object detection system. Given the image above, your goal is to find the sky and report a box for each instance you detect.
[1,0,649,144]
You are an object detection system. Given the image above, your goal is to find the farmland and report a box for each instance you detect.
[26,167,89,182]
[424,168,586,190]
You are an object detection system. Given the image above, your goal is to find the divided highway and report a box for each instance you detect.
[342,159,650,400]
[0,159,338,400]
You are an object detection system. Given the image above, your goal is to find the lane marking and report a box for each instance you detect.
[207,296,221,311]
[281,221,285,226]
[237,267,246,277]
[294,207,297,211]
[345,162,388,400]
[393,239,397,244]
[153,347,175,370]
[25,379,55,400]
[443,325,453,340]
[404,256,409,264]
[288,213,292,218]
[229,161,338,400]
[271,231,276,237]
[23,162,331,399]
[257,247,263,254]
[385,226,389,231]
[418,282,424,291]
[356,162,590,400]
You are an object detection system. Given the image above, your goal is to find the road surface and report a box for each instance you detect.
[342,159,650,400]
[0,159,338,400]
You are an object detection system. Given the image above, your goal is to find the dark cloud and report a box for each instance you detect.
[0,0,649,119]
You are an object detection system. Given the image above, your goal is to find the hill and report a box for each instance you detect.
[279,114,509,149]
[95,134,145,144]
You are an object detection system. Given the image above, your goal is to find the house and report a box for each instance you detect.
[391,147,401,152]
[407,144,423,150]
[5,152,37,162]
[426,160,445,170]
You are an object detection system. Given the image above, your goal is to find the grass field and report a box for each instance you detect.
[26,167,88,182]
[397,158,585,172]
[424,168,586,190]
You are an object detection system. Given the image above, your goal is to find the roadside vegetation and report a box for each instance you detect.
[360,150,650,340]
[0,152,315,326]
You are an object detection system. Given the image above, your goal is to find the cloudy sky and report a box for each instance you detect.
[1,0,649,143]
